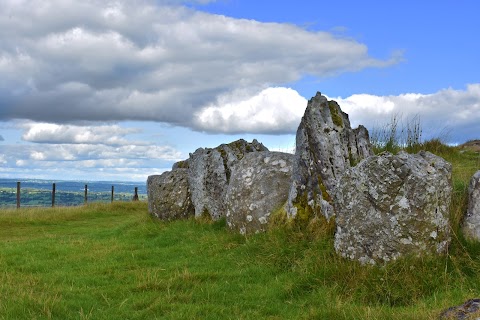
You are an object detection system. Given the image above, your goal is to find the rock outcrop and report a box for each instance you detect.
[462,170,480,241]
[334,151,452,264]
[147,169,194,220]
[188,139,268,220]
[440,298,480,319]
[286,92,373,220]
[225,152,294,234]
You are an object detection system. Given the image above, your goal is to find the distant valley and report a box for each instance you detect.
[0,179,147,207]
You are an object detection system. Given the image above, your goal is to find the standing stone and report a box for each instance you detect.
[147,169,194,220]
[462,170,480,241]
[188,139,268,220]
[225,152,294,234]
[334,151,452,265]
[286,92,373,220]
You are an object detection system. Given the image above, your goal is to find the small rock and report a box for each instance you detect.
[440,299,480,320]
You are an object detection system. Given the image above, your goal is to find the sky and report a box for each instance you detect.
[0,0,479,182]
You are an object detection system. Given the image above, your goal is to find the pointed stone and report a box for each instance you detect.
[286,92,373,220]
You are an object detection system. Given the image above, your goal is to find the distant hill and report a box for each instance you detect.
[458,140,480,152]
[0,179,146,207]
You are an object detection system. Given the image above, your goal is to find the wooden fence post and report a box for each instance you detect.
[111,185,114,203]
[133,187,139,201]
[84,184,88,204]
[52,183,56,207]
[16,181,20,209]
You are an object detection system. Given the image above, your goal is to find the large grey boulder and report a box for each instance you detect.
[462,170,480,241]
[286,92,373,220]
[334,151,452,265]
[147,169,194,220]
[188,139,268,220]
[225,152,294,234]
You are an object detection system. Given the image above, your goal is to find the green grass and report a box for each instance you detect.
[0,144,479,319]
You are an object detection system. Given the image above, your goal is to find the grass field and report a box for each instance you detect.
[0,144,479,319]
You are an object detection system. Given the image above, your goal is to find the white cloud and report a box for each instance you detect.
[0,0,399,130]
[0,120,184,181]
[19,144,182,162]
[0,142,181,181]
[21,122,142,146]
[195,87,307,134]
[192,84,480,142]
[16,160,27,167]
[333,84,480,143]
[0,164,170,182]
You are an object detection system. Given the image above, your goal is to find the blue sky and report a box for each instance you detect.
[0,0,479,181]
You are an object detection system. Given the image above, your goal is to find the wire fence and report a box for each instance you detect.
[0,182,146,209]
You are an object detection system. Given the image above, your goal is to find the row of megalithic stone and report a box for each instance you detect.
[147,91,480,266]
[13,182,140,208]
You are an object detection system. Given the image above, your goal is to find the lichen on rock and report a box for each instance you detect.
[225,151,294,234]
[148,139,267,221]
[333,151,452,264]
[188,139,268,220]
[147,169,194,220]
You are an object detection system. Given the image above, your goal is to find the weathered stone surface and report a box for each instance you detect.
[188,139,268,220]
[440,298,480,320]
[147,169,194,220]
[334,151,452,265]
[286,92,373,220]
[462,170,480,241]
[225,152,294,234]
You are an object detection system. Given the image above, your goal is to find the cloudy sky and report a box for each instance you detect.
[1,0,479,182]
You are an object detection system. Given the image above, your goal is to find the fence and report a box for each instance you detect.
[9,182,142,209]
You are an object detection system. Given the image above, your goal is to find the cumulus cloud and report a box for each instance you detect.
[195,87,307,134]
[0,0,398,131]
[334,84,480,143]
[0,159,171,182]
[24,143,181,162]
[0,140,182,181]
[21,122,142,146]
[0,119,183,181]
[0,135,4,141]
[191,84,480,142]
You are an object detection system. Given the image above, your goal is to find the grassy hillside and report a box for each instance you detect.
[0,144,479,319]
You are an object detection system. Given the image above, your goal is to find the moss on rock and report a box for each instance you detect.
[328,100,344,127]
